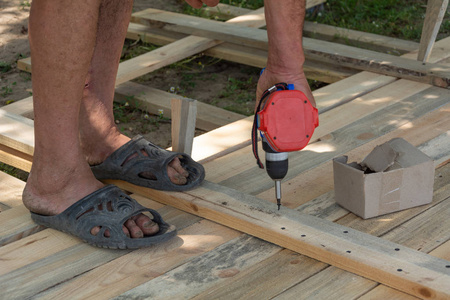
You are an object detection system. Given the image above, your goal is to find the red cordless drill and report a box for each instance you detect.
[252,83,319,210]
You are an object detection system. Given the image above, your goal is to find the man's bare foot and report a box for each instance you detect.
[23,133,191,240]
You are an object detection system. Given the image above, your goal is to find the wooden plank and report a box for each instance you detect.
[115,82,244,132]
[0,144,32,172]
[132,8,450,87]
[2,219,237,300]
[171,97,197,155]
[303,21,419,55]
[0,205,42,246]
[275,189,450,299]
[0,171,25,209]
[0,201,205,300]
[0,110,34,156]
[0,229,80,277]
[40,231,267,300]
[0,96,33,118]
[418,0,449,62]
[199,1,325,19]
[200,3,418,54]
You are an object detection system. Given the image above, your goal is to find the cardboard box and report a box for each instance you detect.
[333,138,434,219]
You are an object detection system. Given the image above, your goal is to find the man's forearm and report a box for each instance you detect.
[264,0,306,74]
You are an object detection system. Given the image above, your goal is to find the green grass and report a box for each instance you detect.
[0,61,12,73]
[1,82,16,98]
[0,163,29,181]
[306,0,450,42]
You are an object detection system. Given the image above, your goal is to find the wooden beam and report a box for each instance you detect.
[132,8,450,87]
[303,21,419,54]
[170,97,197,156]
[418,0,449,63]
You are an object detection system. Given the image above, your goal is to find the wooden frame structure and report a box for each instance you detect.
[1,2,449,299]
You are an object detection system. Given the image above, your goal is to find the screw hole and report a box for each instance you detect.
[301,234,306,237]
[395,248,400,251]
[397,269,403,272]
[446,265,450,268]
[343,231,348,233]
[281,227,285,230]
[346,250,351,253]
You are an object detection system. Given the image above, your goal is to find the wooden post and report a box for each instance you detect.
[170,97,197,156]
[417,0,449,63]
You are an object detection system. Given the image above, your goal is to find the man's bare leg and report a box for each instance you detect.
[76,1,189,238]
[23,0,104,216]
[257,0,315,106]
[79,0,188,185]
[23,0,188,239]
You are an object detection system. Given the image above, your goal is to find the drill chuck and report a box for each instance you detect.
[263,140,288,210]
[263,140,288,180]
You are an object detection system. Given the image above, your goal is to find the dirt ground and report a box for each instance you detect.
[0,0,259,149]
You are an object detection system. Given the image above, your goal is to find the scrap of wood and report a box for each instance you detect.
[133,8,450,87]
[171,97,197,156]
[418,0,449,63]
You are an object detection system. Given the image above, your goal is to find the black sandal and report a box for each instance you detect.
[90,135,205,191]
[30,185,177,249]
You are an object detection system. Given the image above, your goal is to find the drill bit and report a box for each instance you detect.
[275,180,282,210]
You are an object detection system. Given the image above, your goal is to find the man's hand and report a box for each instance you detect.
[256,68,316,110]
[185,0,219,9]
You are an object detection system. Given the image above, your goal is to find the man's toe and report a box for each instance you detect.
[125,219,143,238]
